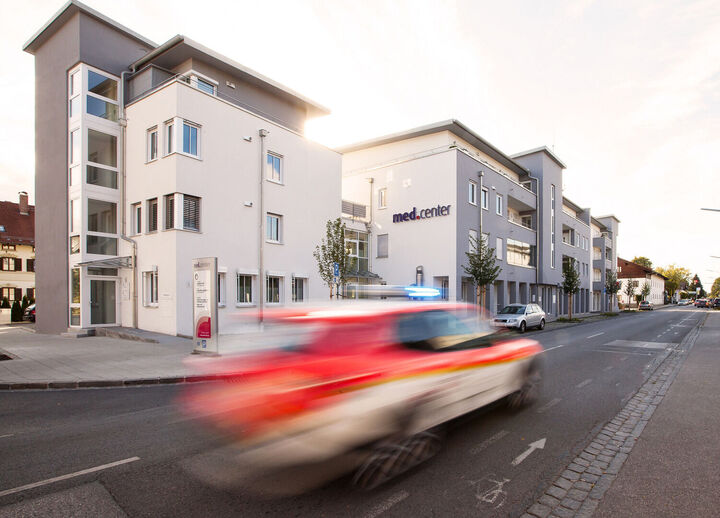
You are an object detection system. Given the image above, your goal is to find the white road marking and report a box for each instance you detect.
[0,457,140,497]
[363,490,410,518]
[537,398,561,413]
[603,366,614,371]
[604,340,669,349]
[586,332,605,339]
[0,433,14,439]
[471,430,509,455]
[620,356,628,361]
[542,344,567,353]
[590,349,653,356]
[511,438,546,466]
[576,379,593,388]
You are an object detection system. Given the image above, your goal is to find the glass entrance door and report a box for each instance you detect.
[90,279,116,325]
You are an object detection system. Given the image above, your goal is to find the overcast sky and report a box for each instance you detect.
[2,0,719,288]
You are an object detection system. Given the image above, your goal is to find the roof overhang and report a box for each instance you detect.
[336,119,529,176]
[130,36,330,117]
[76,256,132,269]
[23,0,156,54]
[511,146,567,169]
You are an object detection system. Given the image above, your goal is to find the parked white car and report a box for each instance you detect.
[493,303,546,333]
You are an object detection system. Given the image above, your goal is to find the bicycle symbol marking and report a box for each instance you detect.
[470,474,510,509]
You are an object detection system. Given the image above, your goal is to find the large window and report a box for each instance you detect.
[148,198,158,232]
[87,235,117,255]
[345,229,368,272]
[182,122,199,156]
[183,195,200,231]
[87,166,117,189]
[266,213,282,242]
[468,181,477,205]
[377,233,388,258]
[86,70,118,121]
[507,239,536,267]
[266,276,281,303]
[267,152,282,183]
[143,270,158,306]
[1,258,21,271]
[87,199,116,234]
[236,274,253,304]
[292,277,307,302]
[87,129,117,168]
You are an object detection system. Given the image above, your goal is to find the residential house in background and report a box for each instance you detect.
[0,192,36,304]
[617,257,667,307]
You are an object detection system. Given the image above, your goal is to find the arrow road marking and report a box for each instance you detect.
[512,438,546,466]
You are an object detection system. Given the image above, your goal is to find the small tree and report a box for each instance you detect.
[562,260,581,320]
[631,256,653,269]
[462,235,502,313]
[21,295,29,311]
[624,280,636,308]
[605,271,621,311]
[313,218,350,299]
[1,297,9,309]
[640,281,651,302]
[10,300,22,322]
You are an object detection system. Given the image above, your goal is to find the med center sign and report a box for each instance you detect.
[392,204,451,223]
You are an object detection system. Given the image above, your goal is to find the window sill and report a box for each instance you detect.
[266,178,284,186]
[378,206,387,210]
[178,151,201,161]
[235,303,256,308]
[218,303,226,308]
[145,158,158,165]
[469,202,477,207]
[265,240,283,245]
[143,303,159,308]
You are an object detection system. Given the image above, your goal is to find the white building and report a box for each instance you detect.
[617,257,667,307]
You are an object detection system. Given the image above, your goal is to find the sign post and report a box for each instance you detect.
[192,257,218,354]
[333,262,340,299]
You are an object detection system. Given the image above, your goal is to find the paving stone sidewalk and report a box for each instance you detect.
[522,311,710,518]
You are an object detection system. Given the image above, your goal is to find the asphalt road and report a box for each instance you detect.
[0,307,706,518]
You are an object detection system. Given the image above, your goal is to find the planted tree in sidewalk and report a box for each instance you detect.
[712,277,720,298]
[562,260,581,320]
[640,281,651,302]
[624,280,636,308]
[605,271,621,311]
[313,218,350,299]
[462,234,502,315]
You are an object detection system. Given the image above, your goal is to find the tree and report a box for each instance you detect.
[632,256,653,269]
[691,274,706,298]
[10,300,22,322]
[0,297,9,309]
[605,271,621,310]
[624,280,636,308]
[655,264,691,299]
[640,281,651,302]
[712,277,720,298]
[462,234,502,313]
[313,218,350,299]
[21,295,28,312]
[562,260,581,319]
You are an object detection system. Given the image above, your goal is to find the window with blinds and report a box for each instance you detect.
[377,234,388,258]
[164,194,174,230]
[148,198,158,232]
[183,195,200,231]
[341,200,366,219]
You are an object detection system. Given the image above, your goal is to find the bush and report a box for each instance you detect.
[556,317,581,323]
[1,297,9,309]
[10,300,22,322]
[21,295,28,311]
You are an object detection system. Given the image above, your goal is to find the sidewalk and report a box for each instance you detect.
[593,310,720,517]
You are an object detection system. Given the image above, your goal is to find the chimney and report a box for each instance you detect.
[18,192,28,215]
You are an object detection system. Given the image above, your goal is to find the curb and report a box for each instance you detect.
[522,311,706,518]
[0,374,226,391]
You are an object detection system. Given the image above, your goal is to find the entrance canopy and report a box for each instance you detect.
[76,256,133,269]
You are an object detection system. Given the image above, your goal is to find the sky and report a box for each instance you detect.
[2,0,719,288]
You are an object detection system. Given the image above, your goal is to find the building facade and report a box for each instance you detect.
[0,193,36,305]
[617,258,667,307]
[25,1,340,335]
[341,121,620,317]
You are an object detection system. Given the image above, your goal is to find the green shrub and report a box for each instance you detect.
[602,312,619,317]
[11,300,22,322]
[556,317,581,323]
[1,297,9,309]
[21,295,28,311]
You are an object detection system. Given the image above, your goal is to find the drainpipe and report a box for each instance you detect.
[367,178,374,275]
[478,171,484,309]
[530,175,540,308]
[258,128,269,324]
[119,70,138,329]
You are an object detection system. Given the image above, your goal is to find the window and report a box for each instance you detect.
[69,70,80,97]
[87,199,117,234]
[1,244,15,251]
[377,234,388,258]
[148,198,158,232]
[496,194,503,215]
[143,270,159,306]
[468,181,477,205]
[70,199,80,233]
[70,236,80,254]
[481,188,488,210]
[147,128,158,161]
[1,287,20,302]
[182,122,199,156]
[70,129,80,165]
[217,271,226,306]
[292,277,306,302]
[87,235,117,255]
[88,70,118,100]
[496,237,503,260]
[1,258,22,271]
[132,203,142,234]
[266,276,281,303]
[378,188,387,209]
[550,184,556,269]
[26,259,34,272]
[71,268,80,303]
[86,96,118,121]
[345,230,368,272]
[86,70,118,122]
[469,229,478,252]
[27,288,35,300]
[87,129,117,167]
[165,121,175,154]
[164,194,175,230]
[266,213,281,242]
[87,166,117,189]
[236,274,253,304]
[507,239,536,267]
[196,77,216,95]
[183,195,200,231]
[266,152,282,183]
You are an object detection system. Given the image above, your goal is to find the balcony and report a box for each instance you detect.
[507,194,536,231]
[593,235,612,250]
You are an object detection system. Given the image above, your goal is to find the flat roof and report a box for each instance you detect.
[594,214,622,223]
[511,146,567,169]
[24,0,156,54]
[336,119,529,176]
[131,36,330,117]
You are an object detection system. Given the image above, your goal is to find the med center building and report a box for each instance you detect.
[25,1,620,335]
